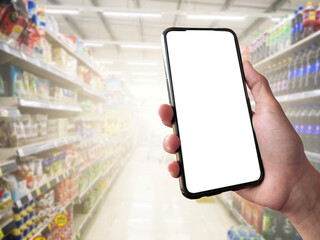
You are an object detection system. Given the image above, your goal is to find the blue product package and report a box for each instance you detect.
[10,65,25,97]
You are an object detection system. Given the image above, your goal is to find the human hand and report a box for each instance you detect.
[159,60,320,239]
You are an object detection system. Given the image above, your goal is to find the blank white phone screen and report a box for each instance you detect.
[165,30,261,194]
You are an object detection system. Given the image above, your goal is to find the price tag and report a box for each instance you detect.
[46,182,51,189]
[16,200,22,208]
[0,229,4,239]
[27,193,33,201]
[54,213,68,227]
[0,168,2,177]
[63,208,67,214]
[48,223,52,231]
[33,236,47,240]
[36,188,41,196]
[1,109,8,117]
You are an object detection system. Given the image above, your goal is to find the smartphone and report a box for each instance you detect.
[161,28,264,199]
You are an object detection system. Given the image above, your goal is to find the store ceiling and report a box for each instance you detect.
[42,0,305,82]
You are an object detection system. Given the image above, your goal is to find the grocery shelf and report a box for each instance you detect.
[253,30,320,70]
[250,89,320,106]
[80,87,106,101]
[0,97,82,112]
[0,107,21,117]
[79,157,118,201]
[76,116,105,122]
[73,165,121,240]
[0,41,82,89]
[80,152,113,174]
[16,135,80,158]
[0,218,15,239]
[0,160,18,177]
[45,30,104,78]
[32,201,73,238]
[217,195,250,227]
[14,165,79,208]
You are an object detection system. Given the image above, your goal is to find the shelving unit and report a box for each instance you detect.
[0,161,18,177]
[253,30,320,71]
[217,195,250,227]
[72,153,129,240]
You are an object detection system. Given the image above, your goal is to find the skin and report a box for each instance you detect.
[158,60,320,239]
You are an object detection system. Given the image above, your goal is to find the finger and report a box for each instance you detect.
[163,134,180,154]
[243,60,276,107]
[168,161,180,178]
[158,104,174,128]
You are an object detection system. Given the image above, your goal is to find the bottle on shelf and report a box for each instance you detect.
[306,42,318,91]
[315,42,320,88]
[296,6,304,42]
[312,104,320,153]
[305,103,317,151]
[298,46,310,92]
[300,104,311,145]
[303,1,316,38]
[314,3,320,32]
[287,55,296,94]
[291,11,298,45]
[288,52,300,93]
[291,49,304,93]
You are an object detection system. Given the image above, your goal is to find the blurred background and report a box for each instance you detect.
[1,0,320,239]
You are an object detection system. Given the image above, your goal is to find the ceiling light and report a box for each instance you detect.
[121,44,161,50]
[187,15,246,21]
[46,9,80,15]
[132,72,157,76]
[126,62,158,66]
[84,42,104,47]
[103,11,162,18]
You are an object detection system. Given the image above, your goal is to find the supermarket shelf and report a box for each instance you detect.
[0,160,18,177]
[0,97,82,112]
[14,165,79,208]
[217,195,250,227]
[16,135,80,158]
[253,30,320,70]
[80,152,113,174]
[45,30,103,78]
[79,157,118,201]
[250,89,320,106]
[19,98,82,112]
[33,200,73,238]
[0,107,21,117]
[73,165,121,240]
[0,41,82,89]
[0,218,15,239]
[80,87,105,101]
[305,151,320,163]
[76,115,105,122]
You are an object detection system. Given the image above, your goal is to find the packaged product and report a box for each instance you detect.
[0,178,13,219]
[0,66,8,96]
[20,114,32,139]
[0,1,11,23]
[77,66,91,83]
[0,120,9,147]
[36,78,50,100]
[15,161,36,189]
[5,174,27,201]
[45,15,58,34]
[35,114,47,137]
[43,39,52,63]
[28,73,37,97]
[0,0,28,44]
[66,54,77,77]
[52,47,67,69]
[20,15,41,56]
[34,3,46,57]
[10,65,25,97]
[64,34,78,51]
[21,70,29,97]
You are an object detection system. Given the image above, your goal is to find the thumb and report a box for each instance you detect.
[243,60,276,107]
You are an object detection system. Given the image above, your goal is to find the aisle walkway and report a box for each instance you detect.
[83,146,237,240]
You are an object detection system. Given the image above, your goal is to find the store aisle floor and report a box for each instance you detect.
[83,146,237,240]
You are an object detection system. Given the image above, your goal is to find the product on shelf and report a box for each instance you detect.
[0,178,13,222]
[51,86,77,105]
[0,0,28,47]
[228,225,263,240]
[14,158,43,189]
[11,199,36,240]
[303,1,316,38]
[5,174,27,201]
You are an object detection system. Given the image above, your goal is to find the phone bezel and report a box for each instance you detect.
[161,27,264,199]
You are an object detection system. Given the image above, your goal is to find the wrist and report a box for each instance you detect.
[281,157,320,239]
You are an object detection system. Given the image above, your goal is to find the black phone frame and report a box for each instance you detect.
[161,27,264,199]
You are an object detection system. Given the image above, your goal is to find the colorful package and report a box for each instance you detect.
[36,78,50,100]
[0,66,8,96]
[10,65,25,97]
[0,0,28,43]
